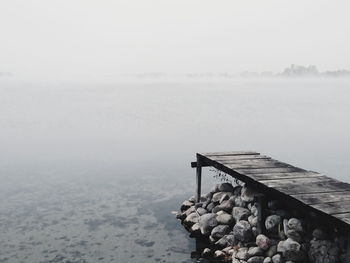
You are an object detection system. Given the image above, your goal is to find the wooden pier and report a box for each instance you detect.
[191,151,350,230]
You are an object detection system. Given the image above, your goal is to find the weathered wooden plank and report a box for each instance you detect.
[275,179,350,195]
[208,155,270,161]
[201,151,259,157]
[247,172,320,181]
[219,159,284,165]
[234,167,304,174]
[292,191,350,205]
[223,159,292,169]
[310,202,350,215]
[259,176,331,188]
[333,213,350,225]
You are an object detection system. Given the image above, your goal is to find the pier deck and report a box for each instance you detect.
[191,151,350,229]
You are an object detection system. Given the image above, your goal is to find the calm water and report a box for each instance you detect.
[0,79,350,262]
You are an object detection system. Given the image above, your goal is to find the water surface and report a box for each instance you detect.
[0,79,350,262]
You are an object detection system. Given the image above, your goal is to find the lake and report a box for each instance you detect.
[0,78,349,262]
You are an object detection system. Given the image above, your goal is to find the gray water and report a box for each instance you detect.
[0,79,350,262]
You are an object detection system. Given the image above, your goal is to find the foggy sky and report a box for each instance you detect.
[1,0,350,80]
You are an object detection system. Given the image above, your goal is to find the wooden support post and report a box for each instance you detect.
[346,236,350,263]
[256,194,266,235]
[196,156,202,203]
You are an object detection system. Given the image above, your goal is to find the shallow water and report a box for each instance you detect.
[0,79,350,262]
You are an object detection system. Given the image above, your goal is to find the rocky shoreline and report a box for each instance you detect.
[176,181,348,263]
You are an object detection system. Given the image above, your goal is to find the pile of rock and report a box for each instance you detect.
[176,182,347,263]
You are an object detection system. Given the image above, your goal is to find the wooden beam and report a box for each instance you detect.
[196,155,202,203]
[191,161,210,168]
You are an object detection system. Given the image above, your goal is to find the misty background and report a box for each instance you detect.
[1,0,350,80]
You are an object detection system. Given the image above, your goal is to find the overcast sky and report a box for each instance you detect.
[1,0,350,79]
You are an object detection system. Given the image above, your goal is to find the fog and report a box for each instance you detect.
[1,0,350,81]
[1,1,350,262]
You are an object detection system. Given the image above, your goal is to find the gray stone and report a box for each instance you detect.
[198,213,218,236]
[212,192,233,203]
[286,229,301,242]
[256,234,271,250]
[232,259,240,263]
[206,202,215,212]
[205,192,213,200]
[277,238,304,261]
[176,211,186,220]
[233,220,253,242]
[272,254,283,263]
[190,222,200,234]
[201,248,212,258]
[247,256,265,263]
[309,239,340,263]
[287,218,303,233]
[185,206,196,216]
[283,219,289,235]
[196,207,207,216]
[266,245,277,258]
[252,226,258,237]
[247,246,264,257]
[183,212,199,226]
[217,213,234,225]
[235,196,246,207]
[215,234,235,247]
[236,247,248,260]
[218,183,235,192]
[188,196,196,202]
[232,207,251,222]
[250,203,259,217]
[220,193,230,204]
[211,225,230,240]
[265,215,281,233]
[214,250,226,260]
[194,202,203,209]
[181,200,194,211]
[241,185,257,202]
[214,200,234,213]
[263,257,272,263]
[248,215,258,227]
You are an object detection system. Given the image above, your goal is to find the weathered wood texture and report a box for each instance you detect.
[196,151,350,229]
